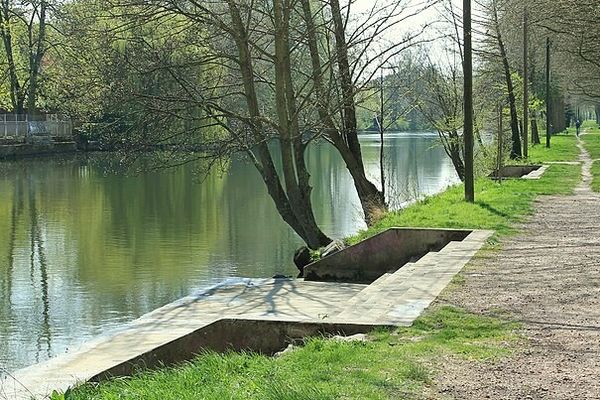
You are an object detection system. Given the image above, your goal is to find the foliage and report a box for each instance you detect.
[355,86,412,132]
[0,0,50,112]
[64,306,518,400]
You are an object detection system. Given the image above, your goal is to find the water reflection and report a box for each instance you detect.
[0,132,458,372]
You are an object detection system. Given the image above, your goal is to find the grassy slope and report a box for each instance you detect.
[351,163,580,243]
[62,133,582,400]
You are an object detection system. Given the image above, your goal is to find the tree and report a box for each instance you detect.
[482,0,522,159]
[418,56,467,182]
[47,0,436,249]
[0,0,49,113]
[463,0,474,202]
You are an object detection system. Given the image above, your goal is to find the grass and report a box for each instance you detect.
[351,163,580,244]
[584,135,600,160]
[593,162,600,193]
[581,124,600,160]
[58,130,583,400]
[349,127,580,244]
[59,307,518,400]
[527,132,579,163]
[580,121,600,192]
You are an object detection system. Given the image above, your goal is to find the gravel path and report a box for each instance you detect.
[433,137,600,400]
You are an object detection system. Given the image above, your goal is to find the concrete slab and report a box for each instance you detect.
[522,165,549,180]
[335,230,493,326]
[2,279,366,399]
[544,161,581,165]
[489,165,551,181]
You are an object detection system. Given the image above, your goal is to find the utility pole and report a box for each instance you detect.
[379,67,385,200]
[522,7,529,158]
[463,0,474,203]
[545,37,551,148]
[497,103,504,183]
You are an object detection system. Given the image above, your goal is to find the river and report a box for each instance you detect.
[0,132,459,373]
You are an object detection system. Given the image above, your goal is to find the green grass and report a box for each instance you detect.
[581,125,600,160]
[580,121,600,192]
[592,161,600,193]
[60,307,517,400]
[351,163,581,244]
[527,132,579,163]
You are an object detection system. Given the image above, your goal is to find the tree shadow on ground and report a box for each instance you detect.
[476,202,511,219]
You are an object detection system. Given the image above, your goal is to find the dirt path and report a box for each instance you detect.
[432,138,600,400]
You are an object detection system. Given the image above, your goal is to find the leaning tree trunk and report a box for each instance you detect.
[438,129,465,182]
[302,0,386,224]
[228,1,331,250]
[492,0,521,159]
[273,0,331,249]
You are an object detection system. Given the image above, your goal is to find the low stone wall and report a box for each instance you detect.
[303,228,471,283]
[0,142,78,159]
[489,165,543,179]
[91,319,381,382]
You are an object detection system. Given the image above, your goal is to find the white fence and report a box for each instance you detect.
[0,114,73,142]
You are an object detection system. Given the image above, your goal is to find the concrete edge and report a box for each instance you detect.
[89,317,388,382]
[522,164,549,180]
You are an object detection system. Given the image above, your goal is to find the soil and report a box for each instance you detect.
[430,137,600,400]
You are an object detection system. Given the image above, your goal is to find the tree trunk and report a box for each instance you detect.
[531,117,540,145]
[450,151,465,182]
[522,7,529,158]
[551,94,566,133]
[0,4,24,113]
[228,1,331,249]
[301,0,386,224]
[492,0,521,159]
[463,0,474,201]
[439,130,465,182]
[273,0,331,249]
[27,0,47,114]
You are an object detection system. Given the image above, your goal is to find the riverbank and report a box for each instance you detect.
[53,133,587,399]
[0,141,78,159]
[351,133,580,244]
